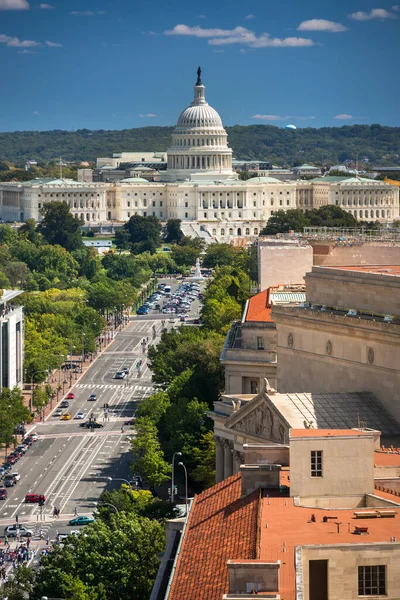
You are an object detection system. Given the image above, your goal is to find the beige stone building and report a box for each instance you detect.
[273,265,400,422]
[158,427,400,600]
[258,238,313,291]
[220,285,305,395]
[296,175,400,222]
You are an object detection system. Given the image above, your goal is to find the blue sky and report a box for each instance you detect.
[0,0,399,132]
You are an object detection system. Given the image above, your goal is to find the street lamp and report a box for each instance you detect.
[178,462,188,517]
[107,477,132,491]
[171,451,182,503]
[92,501,119,513]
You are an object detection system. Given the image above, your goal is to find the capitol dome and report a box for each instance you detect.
[163,68,235,182]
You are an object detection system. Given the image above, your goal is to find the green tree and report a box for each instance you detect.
[131,417,170,487]
[38,201,84,251]
[33,513,165,600]
[165,219,183,243]
[137,390,170,425]
[123,215,161,252]
[114,228,131,251]
[170,244,201,268]
[261,209,308,234]
[191,431,216,489]
[0,565,35,600]
[201,295,242,334]
[202,243,248,269]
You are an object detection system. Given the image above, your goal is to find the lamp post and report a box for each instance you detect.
[107,477,132,491]
[92,501,119,513]
[178,462,188,517]
[171,451,182,503]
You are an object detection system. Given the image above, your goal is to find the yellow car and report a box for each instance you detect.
[61,413,71,420]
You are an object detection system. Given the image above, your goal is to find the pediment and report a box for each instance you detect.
[225,391,290,444]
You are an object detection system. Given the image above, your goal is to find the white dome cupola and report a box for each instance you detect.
[163,68,236,182]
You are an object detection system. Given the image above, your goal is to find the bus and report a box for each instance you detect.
[164,285,171,295]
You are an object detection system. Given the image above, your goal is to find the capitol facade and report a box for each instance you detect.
[0,69,398,239]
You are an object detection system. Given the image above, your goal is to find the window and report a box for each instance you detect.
[185,212,188,218]
[257,336,264,350]
[358,566,386,596]
[185,202,188,207]
[311,450,322,477]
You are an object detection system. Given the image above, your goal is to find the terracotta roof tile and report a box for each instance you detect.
[168,473,259,600]
[245,289,273,323]
[374,451,400,467]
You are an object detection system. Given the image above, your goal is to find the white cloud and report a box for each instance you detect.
[297,19,348,32]
[33,110,39,115]
[252,114,316,121]
[139,113,157,118]
[349,8,397,20]
[45,40,62,46]
[244,14,255,20]
[142,30,156,35]
[40,3,54,8]
[19,49,35,53]
[70,10,95,15]
[0,0,29,9]
[197,14,206,19]
[334,114,354,119]
[165,24,315,48]
[393,4,400,10]
[0,34,40,47]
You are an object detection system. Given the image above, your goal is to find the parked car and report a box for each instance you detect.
[61,413,71,420]
[4,525,33,537]
[4,475,15,487]
[11,472,20,482]
[66,392,75,400]
[28,432,38,441]
[16,445,28,454]
[60,400,69,408]
[68,516,94,526]
[0,488,7,499]
[53,409,63,418]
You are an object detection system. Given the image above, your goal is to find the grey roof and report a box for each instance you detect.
[270,292,306,304]
[270,391,400,436]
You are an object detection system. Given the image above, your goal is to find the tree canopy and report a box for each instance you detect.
[38,201,84,251]
[261,206,359,234]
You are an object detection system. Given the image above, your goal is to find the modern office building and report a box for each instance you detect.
[0,290,24,390]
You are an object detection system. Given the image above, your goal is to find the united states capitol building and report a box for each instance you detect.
[0,70,398,240]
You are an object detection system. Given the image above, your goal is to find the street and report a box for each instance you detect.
[0,278,203,557]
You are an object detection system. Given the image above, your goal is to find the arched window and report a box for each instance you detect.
[108,211,111,220]
[220,228,225,236]
[212,228,217,236]
[254,228,258,235]
[86,213,90,221]
[237,228,242,236]
[229,228,233,235]
[245,228,250,235]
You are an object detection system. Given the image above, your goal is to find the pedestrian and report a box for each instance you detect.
[4,537,7,546]
[39,529,43,540]
[26,537,30,548]
[74,507,78,517]
[46,535,50,546]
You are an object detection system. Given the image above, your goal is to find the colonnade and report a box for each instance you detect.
[167,154,231,170]
[214,436,244,484]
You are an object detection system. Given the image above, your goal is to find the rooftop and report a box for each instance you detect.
[331,265,400,277]
[167,473,259,600]
[259,495,400,600]
[290,428,373,439]
[245,290,273,323]
[267,391,400,437]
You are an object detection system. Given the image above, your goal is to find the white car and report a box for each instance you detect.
[58,531,80,541]
[11,472,20,482]
[75,412,85,420]
[53,409,63,417]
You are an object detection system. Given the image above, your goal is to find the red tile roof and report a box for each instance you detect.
[167,473,260,600]
[374,451,400,467]
[245,289,273,323]
[290,428,371,438]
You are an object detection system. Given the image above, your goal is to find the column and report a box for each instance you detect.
[223,439,233,479]
[214,436,224,483]
[233,450,244,474]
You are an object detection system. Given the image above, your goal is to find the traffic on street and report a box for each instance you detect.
[0,277,204,576]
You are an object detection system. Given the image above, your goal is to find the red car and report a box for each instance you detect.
[6,456,16,464]
[66,392,75,400]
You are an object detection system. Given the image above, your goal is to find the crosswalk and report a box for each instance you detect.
[76,383,153,393]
